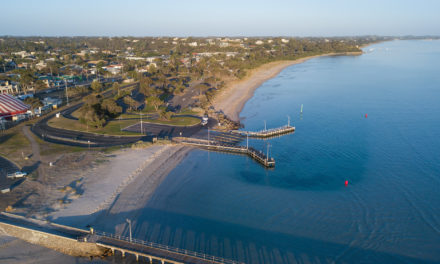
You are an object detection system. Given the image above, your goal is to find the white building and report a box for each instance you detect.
[0,81,20,95]
[188,42,198,47]
[255,40,264,45]
[35,61,47,70]
[103,64,123,75]
[281,39,290,43]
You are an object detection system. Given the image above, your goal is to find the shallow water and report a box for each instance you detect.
[125,40,440,263]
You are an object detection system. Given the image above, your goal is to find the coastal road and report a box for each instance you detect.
[32,112,144,147]
[33,106,207,147]
[31,82,145,147]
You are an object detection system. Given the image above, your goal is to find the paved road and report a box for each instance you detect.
[31,83,145,148]
[32,81,209,147]
[32,112,144,147]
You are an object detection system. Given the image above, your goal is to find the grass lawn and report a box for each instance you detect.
[48,116,141,136]
[145,115,201,126]
[0,127,31,166]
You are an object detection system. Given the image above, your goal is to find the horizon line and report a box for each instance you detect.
[1,34,440,39]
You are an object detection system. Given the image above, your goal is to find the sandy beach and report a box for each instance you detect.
[47,145,191,228]
[213,52,362,122]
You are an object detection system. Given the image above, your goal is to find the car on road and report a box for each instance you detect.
[202,116,209,126]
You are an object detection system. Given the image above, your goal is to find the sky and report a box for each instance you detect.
[1,0,440,37]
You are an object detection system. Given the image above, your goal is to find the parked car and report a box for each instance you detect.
[6,171,27,179]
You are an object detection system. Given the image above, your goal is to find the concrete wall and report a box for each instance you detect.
[0,221,106,257]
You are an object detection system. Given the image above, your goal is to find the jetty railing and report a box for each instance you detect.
[231,125,295,138]
[92,230,243,264]
[174,137,275,167]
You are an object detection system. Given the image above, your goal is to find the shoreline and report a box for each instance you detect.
[23,51,365,228]
[0,50,366,260]
[212,51,363,122]
[46,144,191,228]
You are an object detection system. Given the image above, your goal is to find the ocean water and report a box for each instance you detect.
[127,40,440,263]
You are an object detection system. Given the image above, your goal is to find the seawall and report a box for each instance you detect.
[0,221,105,257]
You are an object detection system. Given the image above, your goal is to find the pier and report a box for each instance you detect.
[0,212,242,264]
[174,137,275,167]
[231,125,295,138]
[86,231,242,264]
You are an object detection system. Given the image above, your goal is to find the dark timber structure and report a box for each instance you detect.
[174,137,275,168]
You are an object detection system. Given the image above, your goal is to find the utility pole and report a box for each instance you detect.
[266,143,270,162]
[140,110,143,134]
[64,79,69,106]
[126,219,132,242]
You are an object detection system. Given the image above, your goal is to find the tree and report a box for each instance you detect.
[139,76,152,96]
[195,83,209,96]
[112,82,120,96]
[79,105,106,128]
[18,70,36,93]
[24,97,43,109]
[123,96,138,111]
[33,79,46,91]
[146,96,163,111]
[83,94,99,106]
[101,98,122,117]
[91,80,102,93]
[159,109,172,121]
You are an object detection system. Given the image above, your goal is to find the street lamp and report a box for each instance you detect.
[126,219,132,242]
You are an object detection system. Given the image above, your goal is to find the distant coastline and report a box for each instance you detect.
[213,51,363,122]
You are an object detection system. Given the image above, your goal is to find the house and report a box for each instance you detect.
[0,81,20,95]
[35,60,47,70]
[12,51,31,58]
[102,64,123,75]
[87,60,106,67]
[255,40,264,45]
[43,97,62,109]
[188,42,198,47]
[281,39,290,43]
[125,56,147,61]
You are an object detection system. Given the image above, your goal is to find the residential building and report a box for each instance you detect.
[0,81,20,95]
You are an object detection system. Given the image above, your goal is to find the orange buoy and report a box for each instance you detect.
[345,180,348,186]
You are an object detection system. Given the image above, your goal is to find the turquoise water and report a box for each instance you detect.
[130,40,440,263]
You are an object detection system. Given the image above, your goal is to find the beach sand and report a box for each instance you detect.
[213,52,362,122]
[48,145,191,228]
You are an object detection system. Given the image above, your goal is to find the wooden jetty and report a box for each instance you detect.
[174,137,275,168]
[231,125,295,138]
